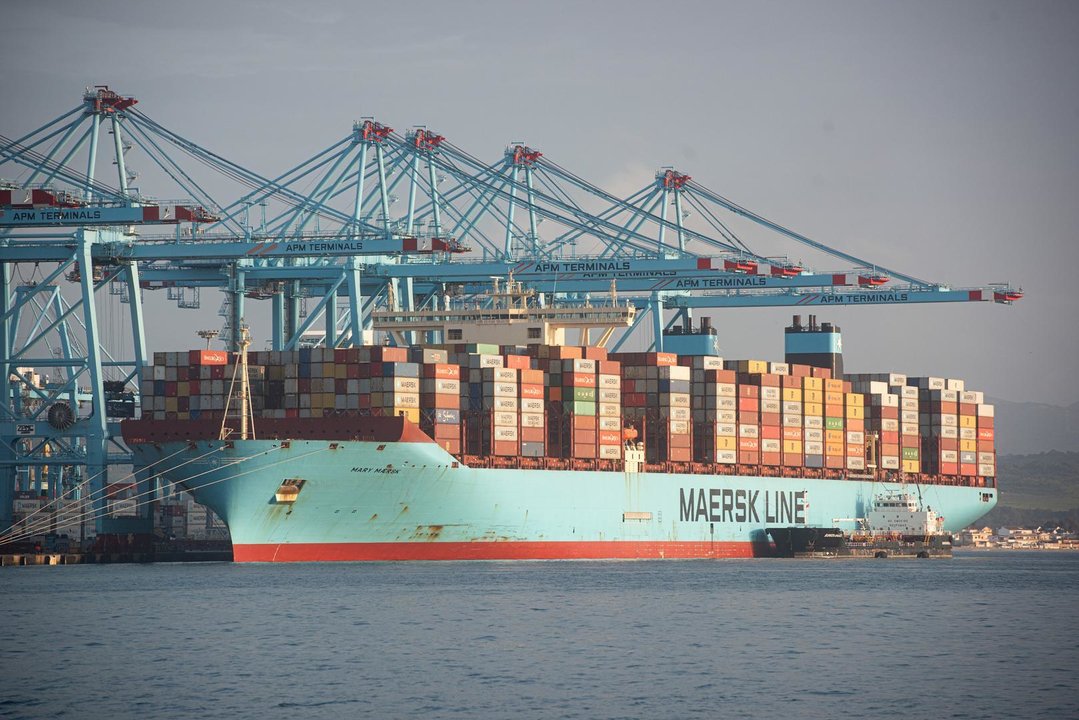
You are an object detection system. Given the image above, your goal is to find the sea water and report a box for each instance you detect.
[2,551,1076,719]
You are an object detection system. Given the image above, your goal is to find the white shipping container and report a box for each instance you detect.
[805,428,824,443]
[881,418,899,432]
[716,449,738,464]
[493,426,518,441]
[669,407,691,421]
[946,378,965,392]
[598,388,621,403]
[658,365,690,381]
[761,439,781,453]
[901,398,919,411]
[977,404,995,417]
[716,422,737,436]
[901,410,919,423]
[783,414,802,428]
[901,422,919,436]
[521,398,544,413]
[804,416,823,429]
[761,400,781,413]
[484,382,518,397]
[494,411,518,427]
[978,451,995,464]
[939,426,958,439]
[881,456,900,469]
[520,412,545,428]
[768,362,789,375]
[782,401,803,414]
[804,441,824,454]
[739,424,759,438]
[978,463,996,477]
[599,444,622,459]
[490,396,519,412]
[598,416,621,431]
[717,410,738,423]
[562,359,596,373]
[960,427,977,440]
[598,374,621,389]
[847,456,866,470]
[846,431,864,444]
[599,402,621,417]
[760,386,780,401]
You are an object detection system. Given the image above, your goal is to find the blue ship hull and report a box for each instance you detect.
[133,437,998,562]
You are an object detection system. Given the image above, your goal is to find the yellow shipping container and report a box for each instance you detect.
[323,362,335,377]
[177,381,189,397]
[960,439,977,452]
[804,402,824,416]
[715,436,737,451]
[902,459,921,474]
[824,379,844,393]
[165,397,178,412]
[846,392,864,406]
[825,429,844,443]
[824,391,843,404]
[782,388,803,402]
[804,389,823,403]
[802,377,823,391]
[845,405,865,420]
[825,442,844,456]
[335,364,348,379]
[783,440,803,454]
[959,415,976,428]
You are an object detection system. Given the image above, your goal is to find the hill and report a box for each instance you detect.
[977,451,1079,531]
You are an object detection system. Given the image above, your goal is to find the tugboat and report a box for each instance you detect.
[768,491,953,558]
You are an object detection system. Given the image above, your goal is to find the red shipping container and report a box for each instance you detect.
[738,437,759,451]
[421,393,460,410]
[669,433,692,448]
[738,411,759,425]
[573,443,598,458]
[846,419,865,432]
[597,360,622,375]
[582,346,609,361]
[436,438,461,455]
[423,364,461,380]
[811,367,832,379]
[738,385,760,398]
[298,379,311,393]
[977,428,994,441]
[959,463,977,476]
[782,427,803,440]
[334,349,349,363]
[520,384,544,399]
[372,347,408,363]
[761,452,782,466]
[335,379,347,394]
[549,387,563,402]
[189,380,200,394]
[760,425,781,440]
[565,373,597,388]
[573,430,597,445]
[782,453,803,466]
[177,366,189,381]
[356,364,371,379]
[165,381,177,396]
[880,430,899,444]
[959,403,976,415]
[432,424,459,440]
[503,355,531,370]
[825,456,844,469]
[738,450,760,464]
[622,393,646,406]
[977,440,995,453]
[760,412,781,427]
[493,440,519,456]
[571,415,597,431]
[667,447,692,462]
[177,397,189,412]
[286,408,299,418]
[598,430,622,445]
[738,397,759,412]
[520,369,544,385]
[189,349,228,366]
[521,426,545,443]
[703,368,738,383]
[881,443,900,456]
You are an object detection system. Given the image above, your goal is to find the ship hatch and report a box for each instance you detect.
[275,478,305,504]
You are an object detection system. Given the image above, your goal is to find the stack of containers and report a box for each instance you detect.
[614,352,690,463]
[781,365,808,467]
[845,390,866,471]
[976,397,996,478]
[505,353,545,458]
[732,363,783,466]
[596,357,623,460]
[371,348,420,424]
[857,380,901,470]
[823,378,846,470]
[420,358,462,455]
[952,379,978,477]
[913,376,957,475]
[802,374,824,469]
[899,384,921,473]
[727,360,767,466]
[479,356,519,457]
[559,355,598,459]
[686,356,736,465]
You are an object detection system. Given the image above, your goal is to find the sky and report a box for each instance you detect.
[2,0,1078,405]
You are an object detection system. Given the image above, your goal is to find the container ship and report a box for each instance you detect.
[122,287,998,562]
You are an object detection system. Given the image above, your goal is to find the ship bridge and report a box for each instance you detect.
[372,276,636,347]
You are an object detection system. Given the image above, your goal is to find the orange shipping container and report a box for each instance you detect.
[189,349,228,366]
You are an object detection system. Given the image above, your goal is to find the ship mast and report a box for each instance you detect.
[219,326,255,441]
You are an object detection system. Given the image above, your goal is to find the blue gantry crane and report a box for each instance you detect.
[0,86,1021,540]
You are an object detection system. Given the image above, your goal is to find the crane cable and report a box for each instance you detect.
[0,443,327,547]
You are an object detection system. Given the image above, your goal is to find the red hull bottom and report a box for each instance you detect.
[233,540,774,562]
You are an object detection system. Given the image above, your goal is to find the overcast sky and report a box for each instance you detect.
[3,0,1077,405]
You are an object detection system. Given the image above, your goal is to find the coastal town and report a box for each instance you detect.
[956,526,1079,550]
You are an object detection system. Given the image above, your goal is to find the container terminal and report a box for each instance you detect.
[0,87,1021,562]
